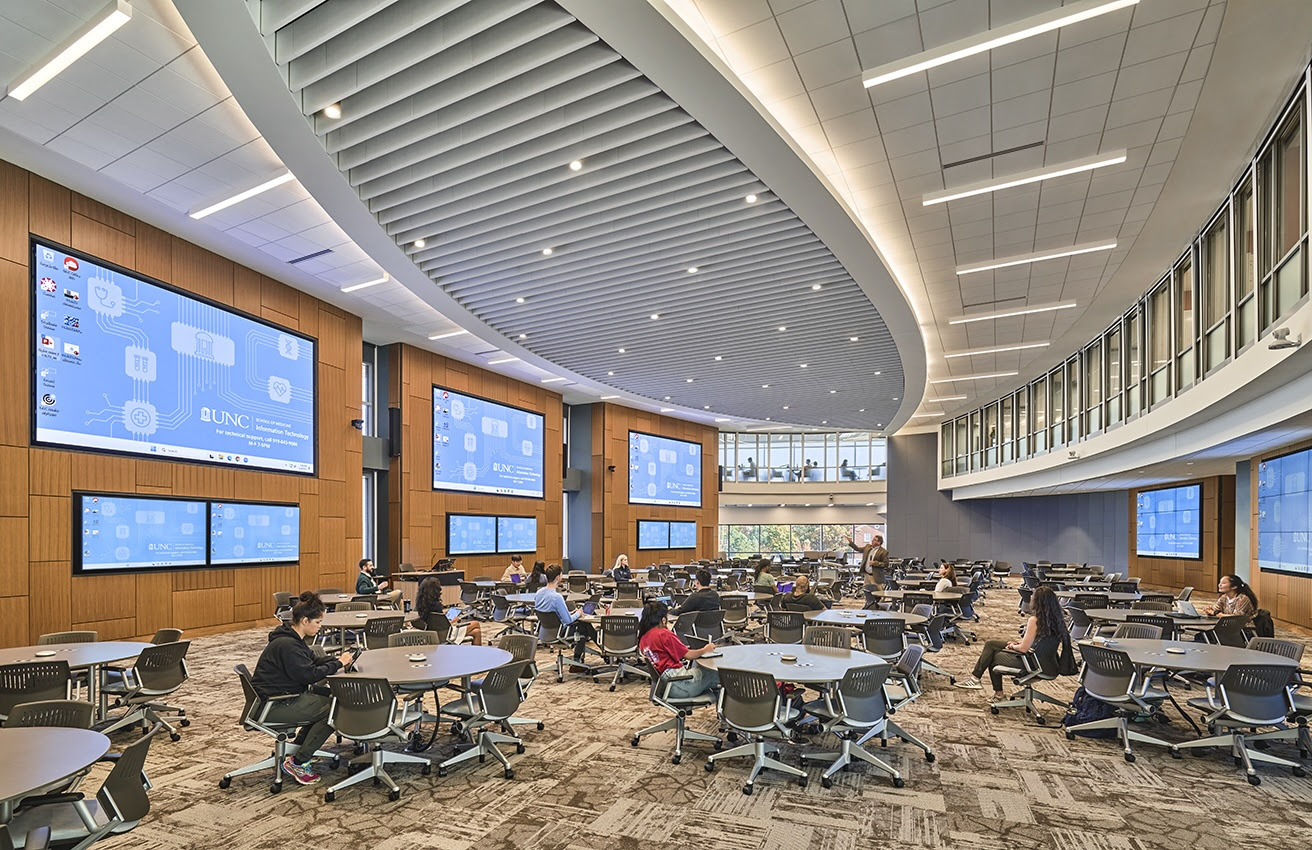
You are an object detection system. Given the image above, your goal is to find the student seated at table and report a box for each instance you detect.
[355,558,388,595]
[250,592,353,786]
[522,560,548,590]
[535,564,598,663]
[415,577,482,645]
[777,575,826,611]
[678,569,721,614]
[752,558,776,591]
[934,563,958,593]
[1203,574,1258,620]
[955,585,1066,700]
[607,554,632,582]
[638,601,720,698]
[500,554,525,583]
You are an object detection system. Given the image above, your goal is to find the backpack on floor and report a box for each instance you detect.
[1252,608,1275,638]
[1061,686,1117,738]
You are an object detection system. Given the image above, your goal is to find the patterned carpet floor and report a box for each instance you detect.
[80,584,1312,850]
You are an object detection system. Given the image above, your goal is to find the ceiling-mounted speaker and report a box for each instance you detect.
[388,407,402,457]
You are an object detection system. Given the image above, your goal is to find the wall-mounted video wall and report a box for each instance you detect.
[32,238,317,475]
[628,430,702,507]
[1257,446,1312,576]
[637,520,698,551]
[1134,483,1201,559]
[433,386,544,499]
[75,492,300,575]
[446,513,539,556]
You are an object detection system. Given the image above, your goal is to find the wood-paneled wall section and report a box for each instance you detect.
[590,404,719,567]
[386,344,564,579]
[1126,476,1228,593]
[0,161,364,647]
[1250,440,1312,628]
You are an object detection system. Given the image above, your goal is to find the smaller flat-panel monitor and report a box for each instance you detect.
[210,501,300,565]
[637,520,670,550]
[75,493,207,574]
[497,516,538,553]
[668,521,697,549]
[447,514,498,555]
[1135,483,1202,559]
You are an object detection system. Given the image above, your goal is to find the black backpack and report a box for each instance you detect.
[1252,608,1275,638]
[1061,686,1117,738]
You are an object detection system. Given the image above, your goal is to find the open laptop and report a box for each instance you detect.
[776,581,795,595]
[581,600,599,616]
[1174,600,1202,618]
[510,574,522,585]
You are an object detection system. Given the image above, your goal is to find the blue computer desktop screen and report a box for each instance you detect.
[1135,483,1201,559]
[32,239,316,474]
[76,493,207,573]
[210,501,300,565]
[447,514,498,555]
[432,387,544,498]
[1257,447,1312,575]
[668,521,697,549]
[497,516,538,553]
[628,430,702,507]
[637,520,670,550]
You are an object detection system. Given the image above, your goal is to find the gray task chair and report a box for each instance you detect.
[100,640,191,741]
[630,658,720,764]
[803,626,850,649]
[362,615,405,650]
[220,665,341,794]
[988,636,1066,725]
[764,611,804,644]
[323,676,430,802]
[1112,623,1162,640]
[859,619,904,660]
[1173,663,1304,785]
[1063,644,1171,762]
[437,661,527,780]
[6,724,161,848]
[599,615,650,691]
[801,664,902,787]
[4,699,94,729]
[704,668,808,795]
[535,609,605,683]
[0,661,72,724]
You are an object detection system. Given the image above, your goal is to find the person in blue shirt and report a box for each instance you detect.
[534,564,598,663]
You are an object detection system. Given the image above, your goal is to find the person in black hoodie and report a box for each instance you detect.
[251,591,353,786]
[677,568,721,614]
[777,575,826,612]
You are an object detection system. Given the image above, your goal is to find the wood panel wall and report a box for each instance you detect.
[1250,439,1312,628]
[0,161,363,647]
[386,344,564,579]
[591,404,719,567]
[1126,475,1229,592]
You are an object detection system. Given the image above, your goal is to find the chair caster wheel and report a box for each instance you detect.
[949,677,956,684]
[373,777,381,787]
[727,731,740,743]
[821,777,833,788]
[451,723,463,735]
[671,754,681,765]
[1294,766,1307,777]
[536,721,545,730]
[516,743,526,754]
[1035,716,1046,726]
[742,783,753,795]
[631,737,641,747]
[324,791,336,802]
[479,754,486,763]
[169,732,181,742]
[1170,748,1182,759]
[893,777,905,788]
[557,676,564,683]
[1234,756,1243,766]
[797,774,807,787]
[1065,731,1076,741]
[218,777,231,789]
[609,685,616,692]
[713,738,724,750]
[438,767,448,778]
[990,707,999,715]
[925,752,936,763]
[388,789,400,801]
[329,756,341,769]
[1247,775,1260,786]
[1124,753,1135,763]
[504,768,515,779]
[705,761,716,772]
[270,782,281,794]
[422,764,432,775]
[180,718,190,727]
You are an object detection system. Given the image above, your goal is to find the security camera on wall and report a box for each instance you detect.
[1270,327,1301,350]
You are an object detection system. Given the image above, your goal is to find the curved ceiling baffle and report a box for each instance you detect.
[173,0,924,433]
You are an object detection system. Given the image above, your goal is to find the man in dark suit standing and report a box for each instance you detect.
[847,534,889,597]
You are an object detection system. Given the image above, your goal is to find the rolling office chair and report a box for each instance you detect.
[100,641,191,741]
[1064,644,1172,762]
[0,661,72,724]
[437,662,528,780]
[859,619,904,661]
[1112,623,1162,640]
[988,636,1066,725]
[221,665,341,793]
[705,668,807,795]
[801,665,902,787]
[630,658,721,764]
[1173,664,1303,785]
[599,615,650,691]
[323,677,429,801]
[764,611,804,644]
[803,626,851,649]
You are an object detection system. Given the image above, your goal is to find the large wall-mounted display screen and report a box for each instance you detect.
[32,239,317,474]
[496,516,538,553]
[447,514,498,555]
[1257,447,1312,575]
[432,387,544,499]
[1135,483,1201,559]
[628,430,702,507]
[637,520,669,550]
[210,501,301,566]
[76,493,208,573]
[669,521,698,549]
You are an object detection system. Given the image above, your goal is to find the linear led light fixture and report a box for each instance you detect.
[912,412,947,417]
[340,273,388,294]
[950,301,1077,325]
[924,150,1127,206]
[427,329,469,341]
[944,341,1050,359]
[540,377,567,384]
[487,356,520,365]
[957,241,1118,276]
[3,0,133,101]
[925,395,968,402]
[929,371,1019,384]
[862,0,1139,88]
[190,171,295,219]
[599,395,620,400]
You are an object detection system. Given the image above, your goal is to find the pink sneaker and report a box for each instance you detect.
[282,756,320,785]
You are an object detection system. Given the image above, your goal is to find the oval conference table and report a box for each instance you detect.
[1083,608,1218,632]
[0,727,110,822]
[0,641,152,721]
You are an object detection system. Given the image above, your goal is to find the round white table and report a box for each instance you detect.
[696,643,887,684]
[0,727,109,822]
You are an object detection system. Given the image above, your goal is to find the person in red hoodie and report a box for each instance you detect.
[637,601,720,699]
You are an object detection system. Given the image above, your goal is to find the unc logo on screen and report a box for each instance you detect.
[201,407,251,429]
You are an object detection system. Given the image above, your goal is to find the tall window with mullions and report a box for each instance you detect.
[1258,102,1306,331]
